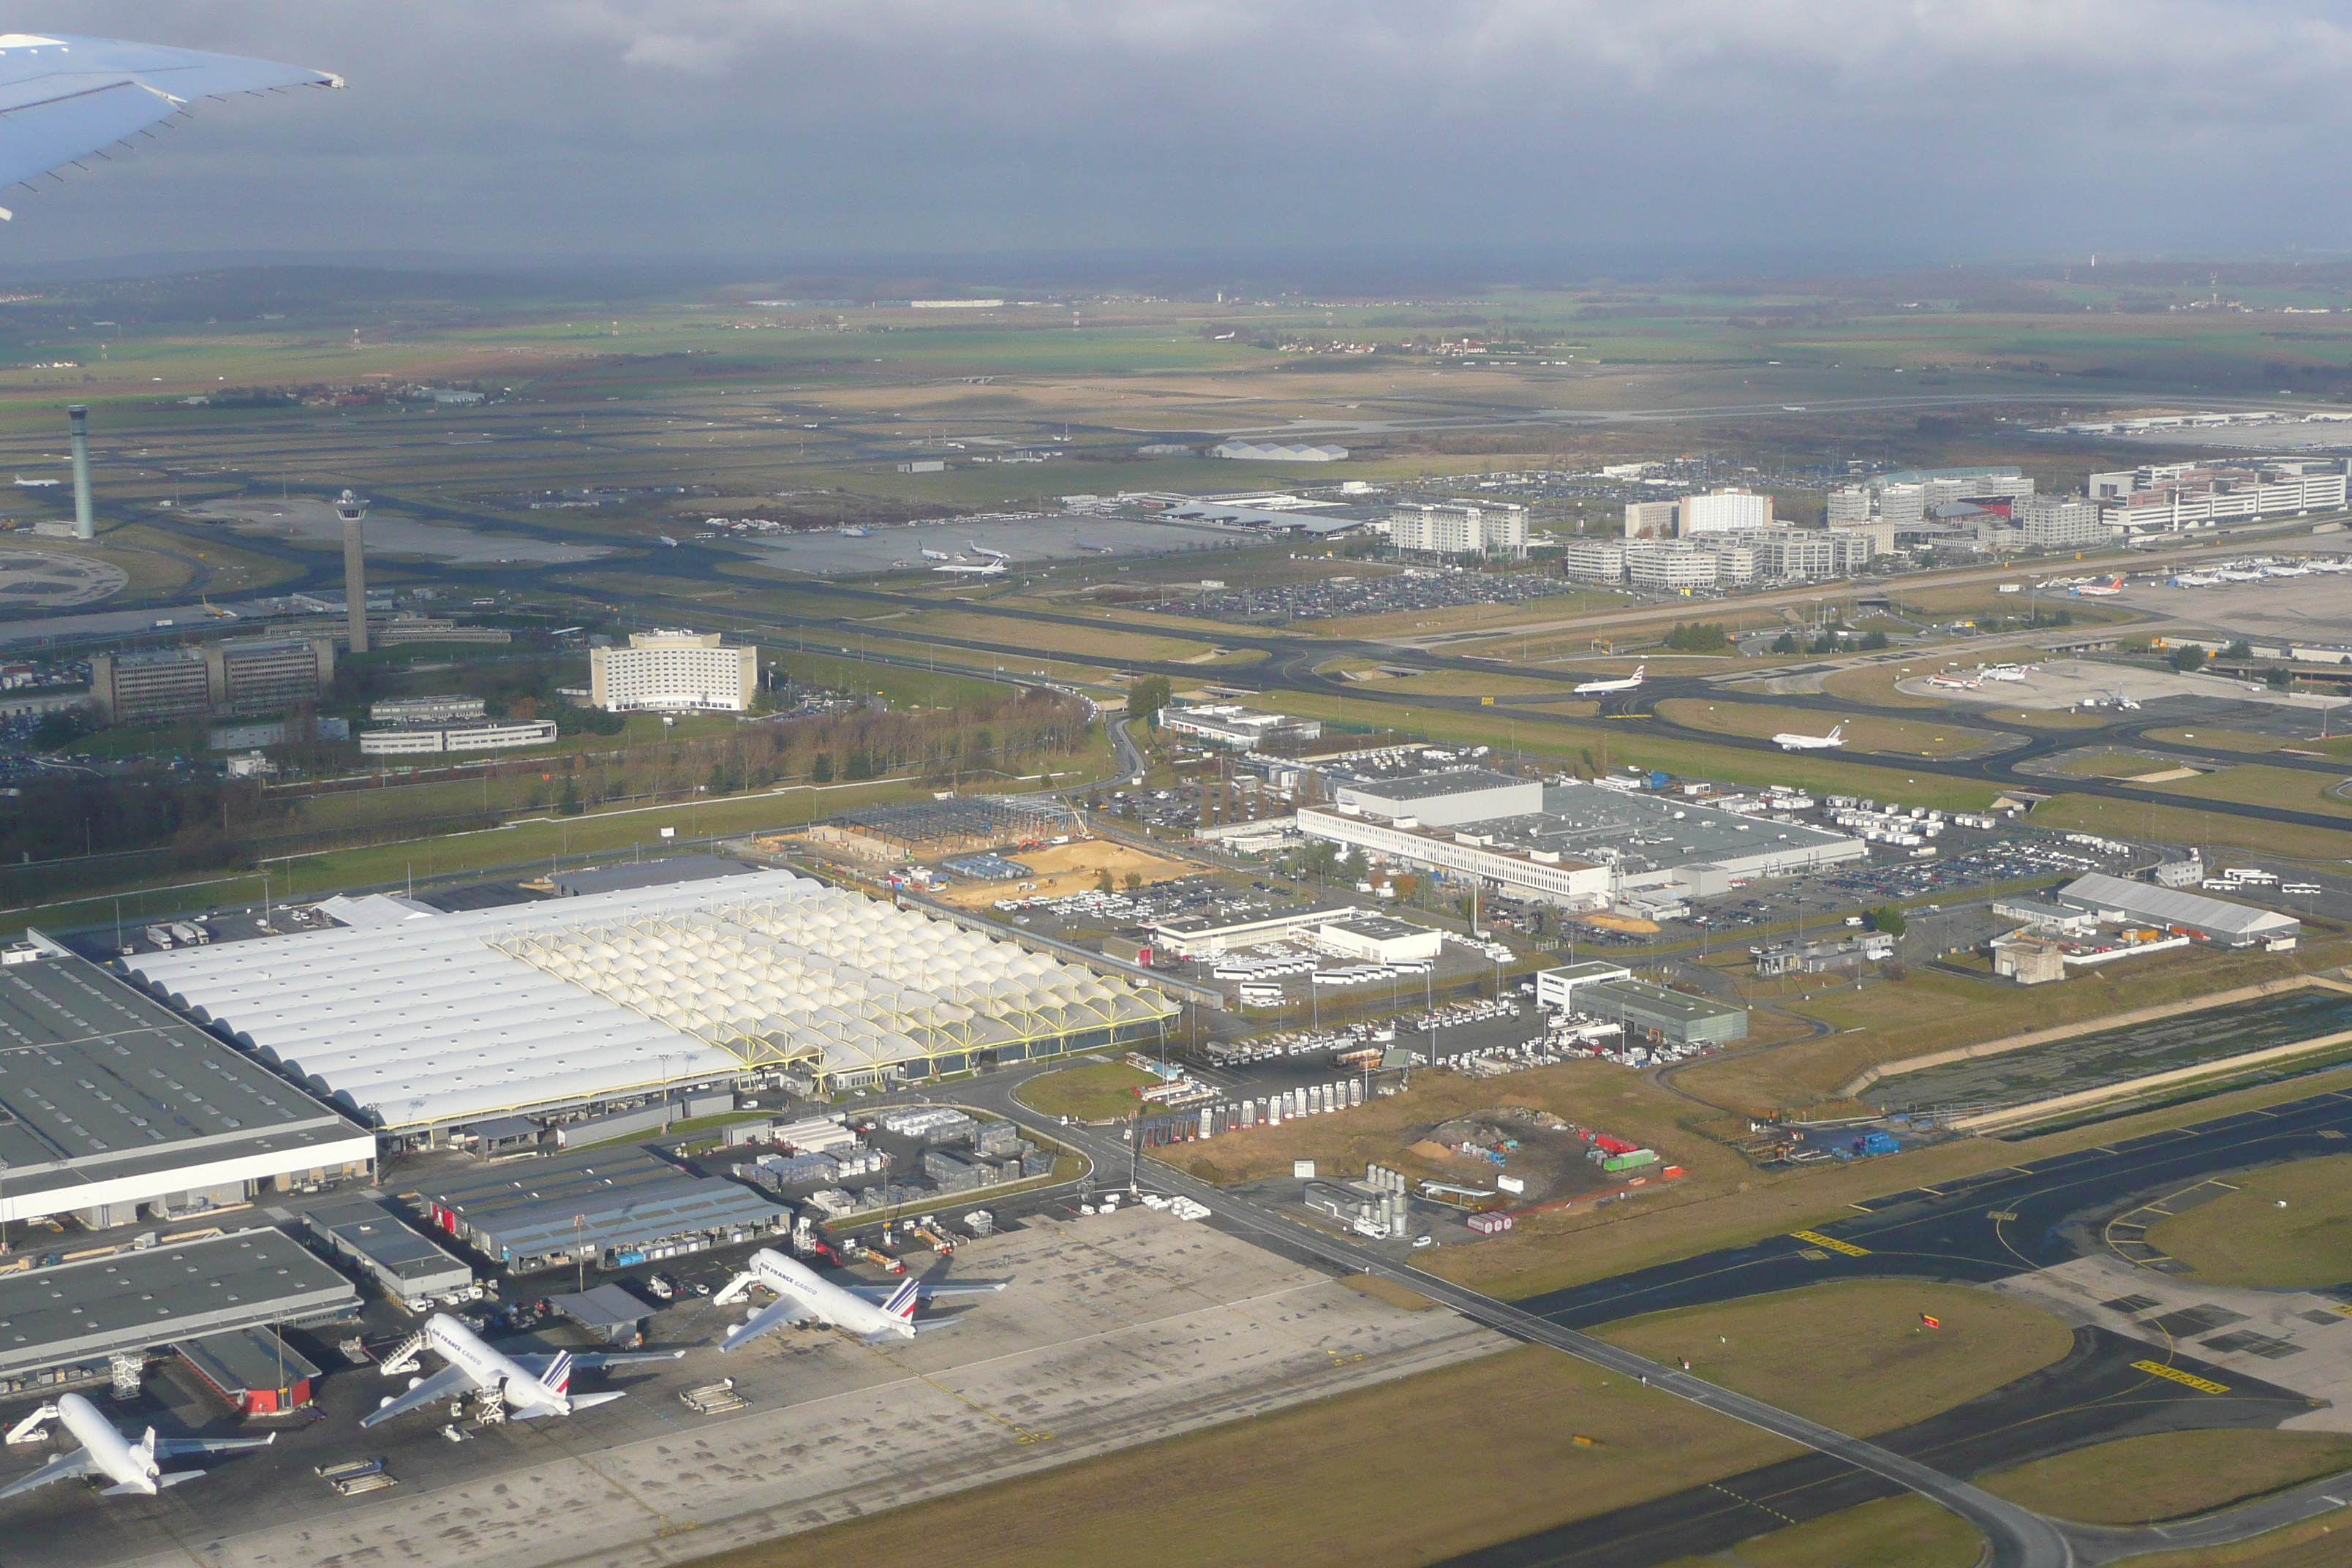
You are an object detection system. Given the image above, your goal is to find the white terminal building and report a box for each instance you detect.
[589,630,758,713]
[1300,768,1867,907]
[1159,703,1323,750]
[124,867,1174,1143]
[360,718,559,755]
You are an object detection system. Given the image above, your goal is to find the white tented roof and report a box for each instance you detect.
[2056,872,2300,939]
[127,871,825,1132]
[125,869,1173,1131]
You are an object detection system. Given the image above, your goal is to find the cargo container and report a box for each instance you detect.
[1600,1149,1657,1172]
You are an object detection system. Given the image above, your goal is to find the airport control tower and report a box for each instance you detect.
[67,405,93,540]
[336,489,369,654]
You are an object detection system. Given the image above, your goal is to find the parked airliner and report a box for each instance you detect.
[361,1313,679,1428]
[717,1248,1006,1351]
[0,1393,271,1500]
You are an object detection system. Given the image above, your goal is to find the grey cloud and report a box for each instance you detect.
[10,1,2352,270]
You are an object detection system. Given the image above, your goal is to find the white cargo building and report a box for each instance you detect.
[1302,772,1866,907]
[2054,872,2299,950]
[127,868,1173,1142]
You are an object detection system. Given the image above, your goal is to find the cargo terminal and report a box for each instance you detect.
[1300,769,1869,906]
[0,942,375,1228]
[124,867,1174,1145]
[0,1227,358,1390]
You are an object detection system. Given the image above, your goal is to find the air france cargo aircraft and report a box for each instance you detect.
[1572,664,1645,696]
[361,1313,680,1428]
[717,1248,1006,1351]
[1771,723,1844,751]
[0,1393,271,1500]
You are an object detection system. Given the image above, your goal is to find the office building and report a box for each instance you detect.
[370,694,488,724]
[1561,538,1627,581]
[589,630,758,712]
[2015,494,2108,548]
[358,718,558,755]
[1625,542,1717,590]
[1678,489,1772,535]
[91,637,336,725]
[2091,460,2346,534]
[1387,503,1528,558]
[1622,499,1678,539]
[1746,528,1876,580]
[208,636,336,716]
[1825,486,1872,527]
[88,647,211,724]
[1689,537,1759,585]
[1159,704,1322,750]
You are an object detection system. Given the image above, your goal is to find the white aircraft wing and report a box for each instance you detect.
[510,1349,685,1376]
[720,1295,818,1351]
[153,1433,274,1458]
[359,1362,483,1428]
[845,1280,1009,1303]
[0,35,340,200]
[0,1449,101,1501]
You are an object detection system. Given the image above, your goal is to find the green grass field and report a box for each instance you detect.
[1654,698,2002,758]
[1014,1061,1161,1121]
[1981,1431,2352,1526]
[2028,793,2352,864]
[2144,1153,2352,1286]
[1591,1279,2073,1437]
[2152,764,2352,822]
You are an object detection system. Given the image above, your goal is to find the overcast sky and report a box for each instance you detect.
[14,1,2352,276]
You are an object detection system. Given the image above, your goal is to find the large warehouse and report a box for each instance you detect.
[2055,872,2301,950]
[0,1227,358,1387]
[127,867,1173,1142]
[1303,772,1866,905]
[0,943,375,1228]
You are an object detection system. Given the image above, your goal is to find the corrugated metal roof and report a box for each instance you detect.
[2057,872,2299,938]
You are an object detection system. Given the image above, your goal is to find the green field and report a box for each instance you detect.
[2144,1153,2352,1286]
[1014,1061,1161,1121]
[1654,698,2002,759]
[1592,1279,2073,1437]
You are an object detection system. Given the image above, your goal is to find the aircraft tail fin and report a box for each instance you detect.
[1826,725,1843,742]
[883,1277,921,1320]
[538,1350,573,1395]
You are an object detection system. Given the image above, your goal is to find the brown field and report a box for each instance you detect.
[1982,1430,2352,1526]
[2028,794,2352,864]
[932,839,1199,907]
[693,1345,1798,1568]
[1670,946,2344,1116]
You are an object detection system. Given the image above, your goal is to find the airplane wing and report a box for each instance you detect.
[845,1281,1009,1303]
[0,1449,101,1501]
[0,34,340,203]
[358,1362,483,1428]
[510,1349,685,1376]
[154,1433,274,1458]
[720,1295,817,1352]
